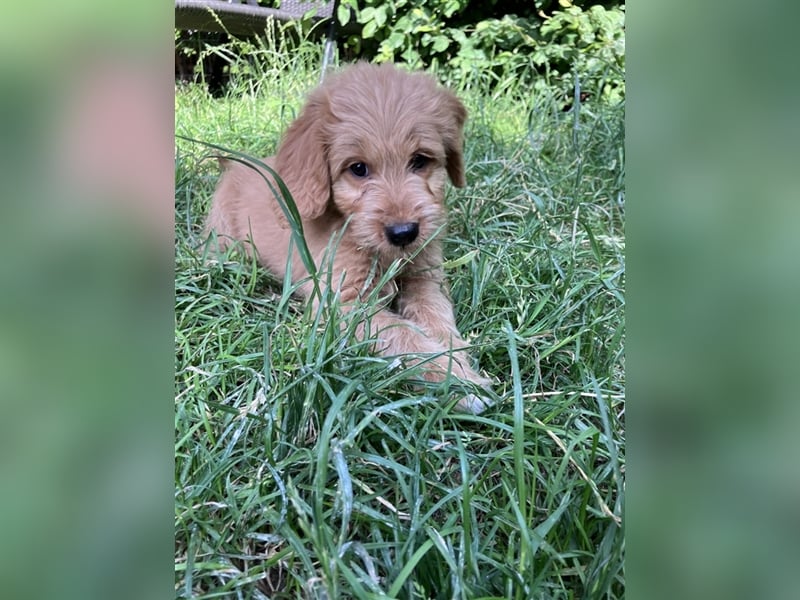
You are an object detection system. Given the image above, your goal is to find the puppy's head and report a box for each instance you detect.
[275,62,467,263]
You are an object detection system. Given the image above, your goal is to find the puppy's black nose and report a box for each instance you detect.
[384,222,419,247]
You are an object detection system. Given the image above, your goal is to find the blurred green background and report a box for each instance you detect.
[0,3,174,599]
[628,2,800,599]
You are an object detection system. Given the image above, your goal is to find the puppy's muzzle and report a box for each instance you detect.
[384,222,419,247]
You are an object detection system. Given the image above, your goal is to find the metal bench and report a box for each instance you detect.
[175,0,338,37]
[175,0,341,80]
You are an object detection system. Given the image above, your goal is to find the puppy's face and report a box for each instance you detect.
[275,63,467,265]
[326,114,452,262]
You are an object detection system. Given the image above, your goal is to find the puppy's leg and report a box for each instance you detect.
[396,274,489,374]
[363,307,491,413]
[316,259,492,412]
[387,275,493,413]
[396,274,465,347]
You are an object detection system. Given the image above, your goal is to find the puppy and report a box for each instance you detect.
[206,62,492,412]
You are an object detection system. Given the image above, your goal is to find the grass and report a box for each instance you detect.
[175,34,625,599]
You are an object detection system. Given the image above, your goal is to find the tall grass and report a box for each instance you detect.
[176,32,624,599]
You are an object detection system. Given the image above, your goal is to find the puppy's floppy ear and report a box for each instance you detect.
[440,90,468,188]
[274,90,331,219]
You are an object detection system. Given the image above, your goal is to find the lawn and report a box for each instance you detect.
[175,39,625,599]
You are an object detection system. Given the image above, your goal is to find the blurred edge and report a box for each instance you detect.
[628,1,800,599]
[0,2,174,600]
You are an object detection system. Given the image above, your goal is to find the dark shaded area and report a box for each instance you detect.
[175,31,231,97]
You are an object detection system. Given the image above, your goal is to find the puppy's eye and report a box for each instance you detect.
[409,154,431,171]
[348,162,369,178]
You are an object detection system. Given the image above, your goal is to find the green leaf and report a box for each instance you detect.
[443,0,462,18]
[360,6,375,22]
[337,3,351,27]
[432,35,450,53]
[386,30,405,49]
[373,5,388,28]
[363,20,377,39]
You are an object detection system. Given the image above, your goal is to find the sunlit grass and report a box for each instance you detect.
[175,34,624,599]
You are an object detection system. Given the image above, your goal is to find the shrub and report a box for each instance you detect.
[174,1,625,103]
[337,0,624,102]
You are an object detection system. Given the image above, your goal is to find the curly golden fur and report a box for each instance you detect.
[206,62,492,412]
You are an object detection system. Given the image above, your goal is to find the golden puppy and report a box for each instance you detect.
[206,62,492,412]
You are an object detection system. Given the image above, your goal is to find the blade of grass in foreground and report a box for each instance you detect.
[505,320,533,599]
[387,538,436,597]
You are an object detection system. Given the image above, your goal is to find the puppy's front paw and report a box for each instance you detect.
[415,352,494,413]
[441,358,494,414]
[449,359,493,390]
[455,393,494,414]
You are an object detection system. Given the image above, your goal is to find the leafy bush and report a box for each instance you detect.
[337,0,624,102]
[175,1,624,103]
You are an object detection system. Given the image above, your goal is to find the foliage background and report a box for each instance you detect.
[177,0,624,103]
[336,0,624,101]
